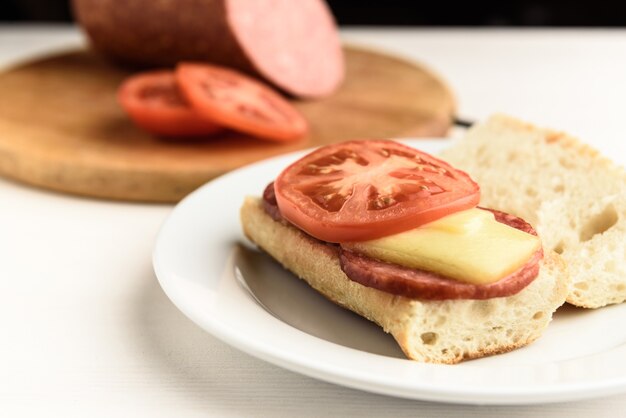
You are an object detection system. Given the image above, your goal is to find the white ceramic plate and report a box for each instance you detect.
[153,139,626,405]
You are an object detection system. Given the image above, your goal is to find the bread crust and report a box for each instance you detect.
[241,196,569,364]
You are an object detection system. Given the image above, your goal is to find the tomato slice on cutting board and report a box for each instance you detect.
[176,63,308,142]
[118,70,223,137]
[274,140,480,242]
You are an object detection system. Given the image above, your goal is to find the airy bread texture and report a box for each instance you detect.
[441,114,626,308]
[241,197,568,364]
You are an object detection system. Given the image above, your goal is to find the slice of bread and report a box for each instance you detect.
[241,197,568,364]
[441,114,626,308]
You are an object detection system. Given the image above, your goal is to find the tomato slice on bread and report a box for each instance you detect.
[176,63,308,142]
[274,140,480,242]
[117,70,223,137]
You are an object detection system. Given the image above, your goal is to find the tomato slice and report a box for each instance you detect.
[118,70,223,137]
[175,63,308,142]
[274,140,480,242]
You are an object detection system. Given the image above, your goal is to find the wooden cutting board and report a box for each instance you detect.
[0,47,455,202]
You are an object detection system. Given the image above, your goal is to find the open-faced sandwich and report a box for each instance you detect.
[241,139,569,363]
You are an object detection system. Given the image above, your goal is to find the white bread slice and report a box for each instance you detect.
[241,197,568,364]
[441,114,626,308]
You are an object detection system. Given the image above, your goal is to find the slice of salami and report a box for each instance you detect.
[339,209,542,300]
[262,182,283,222]
[339,247,543,300]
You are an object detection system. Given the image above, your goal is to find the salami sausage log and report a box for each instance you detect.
[72,0,344,98]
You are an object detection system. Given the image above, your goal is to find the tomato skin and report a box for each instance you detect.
[118,70,223,137]
[274,140,480,243]
[175,63,308,142]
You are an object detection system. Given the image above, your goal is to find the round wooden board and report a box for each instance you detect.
[0,47,455,202]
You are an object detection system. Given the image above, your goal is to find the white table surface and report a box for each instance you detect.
[1,25,625,417]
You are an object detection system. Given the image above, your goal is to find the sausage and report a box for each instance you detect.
[262,181,543,300]
[262,181,283,222]
[72,0,344,98]
[339,247,542,301]
[339,209,542,300]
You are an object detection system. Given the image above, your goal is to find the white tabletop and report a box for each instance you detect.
[1,25,625,417]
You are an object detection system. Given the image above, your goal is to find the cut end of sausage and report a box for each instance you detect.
[226,0,345,98]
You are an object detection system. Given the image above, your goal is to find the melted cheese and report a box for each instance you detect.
[344,208,540,285]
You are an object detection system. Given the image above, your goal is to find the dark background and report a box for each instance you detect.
[1,0,626,26]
